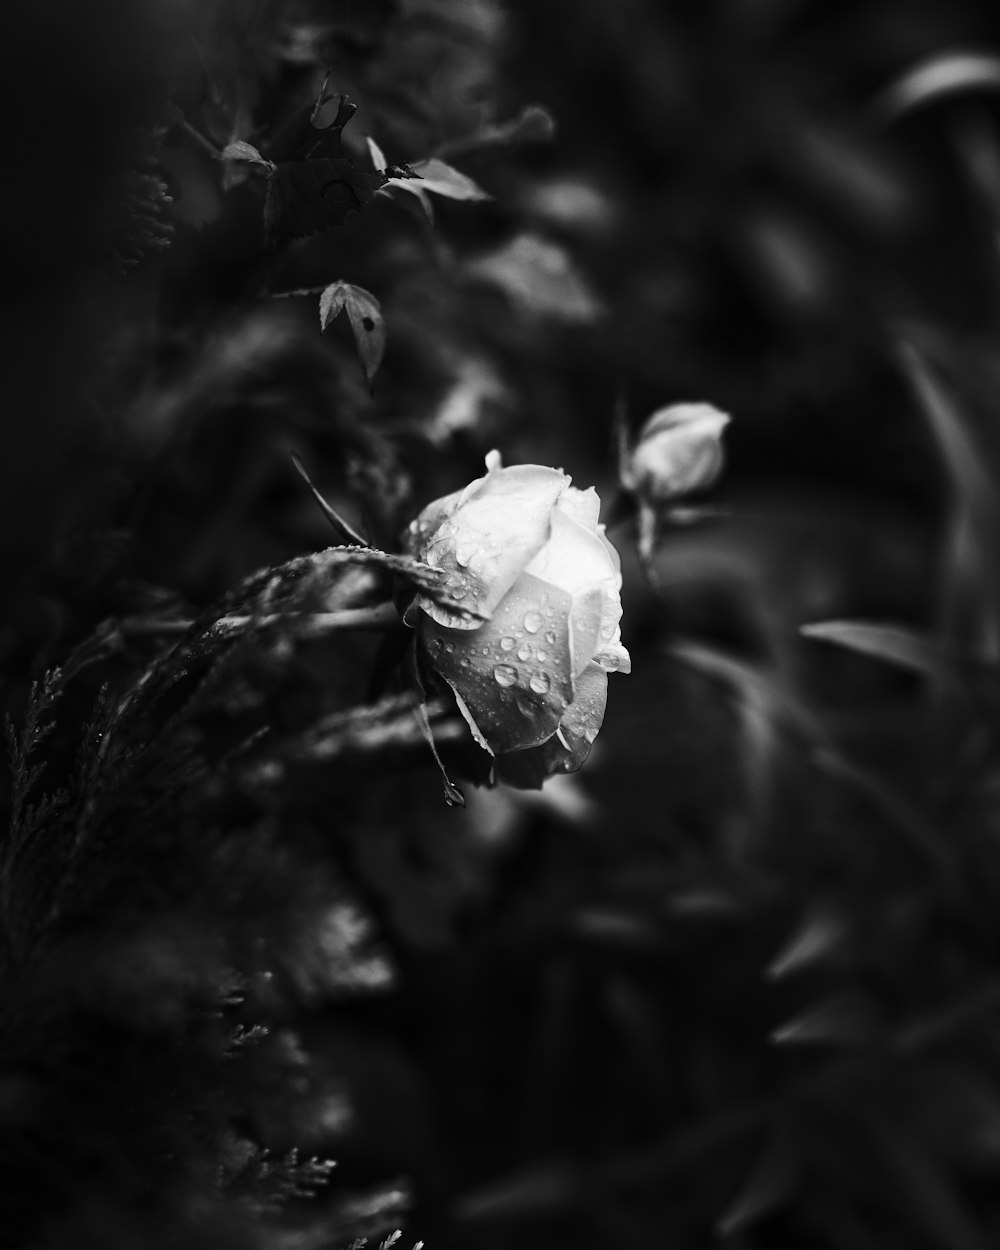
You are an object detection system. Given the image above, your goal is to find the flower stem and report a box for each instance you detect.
[120,602,403,639]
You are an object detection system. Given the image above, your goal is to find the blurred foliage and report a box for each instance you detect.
[6,0,1000,1248]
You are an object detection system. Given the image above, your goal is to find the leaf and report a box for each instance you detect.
[872,51,1000,124]
[221,140,277,192]
[265,161,386,243]
[770,992,881,1047]
[366,136,387,172]
[264,96,387,244]
[407,158,490,200]
[716,1129,797,1236]
[221,140,275,173]
[435,105,557,161]
[465,233,602,323]
[318,282,386,385]
[800,620,942,675]
[766,904,846,980]
[867,1122,990,1250]
[382,158,490,215]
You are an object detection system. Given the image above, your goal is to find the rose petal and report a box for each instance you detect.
[524,507,618,597]
[422,572,576,753]
[594,636,631,673]
[556,484,601,531]
[569,586,605,677]
[412,465,568,630]
[499,662,609,787]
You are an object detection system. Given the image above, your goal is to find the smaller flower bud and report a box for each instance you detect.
[620,402,730,561]
[622,403,730,503]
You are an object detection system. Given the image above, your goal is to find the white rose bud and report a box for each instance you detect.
[405,451,630,786]
[620,402,730,560]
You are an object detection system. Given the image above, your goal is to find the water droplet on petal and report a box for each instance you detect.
[455,543,478,567]
[524,610,543,633]
[460,658,470,668]
[500,636,516,651]
[493,664,517,687]
[517,643,532,661]
[529,671,551,694]
[514,696,535,718]
[536,649,548,662]
[444,641,455,652]
[544,630,557,645]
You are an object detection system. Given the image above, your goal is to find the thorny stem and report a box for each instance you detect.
[120,603,404,639]
[266,285,330,300]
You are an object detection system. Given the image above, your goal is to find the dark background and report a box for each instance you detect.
[3,1,1000,1247]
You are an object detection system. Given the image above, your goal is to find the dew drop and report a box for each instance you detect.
[500,636,516,651]
[444,641,455,652]
[529,671,551,695]
[455,543,478,568]
[537,649,548,662]
[448,582,467,600]
[544,630,557,645]
[429,638,443,653]
[514,696,534,718]
[460,658,470,668]
[493,664,517,687]
[524,610,543,633]
[516,643,532,661]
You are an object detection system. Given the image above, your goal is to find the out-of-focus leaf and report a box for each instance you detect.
[894,981,1000,1054]
[801,620,942,675]
[466,233,603,323]
[319,282,387,385]
[672,641,955,875]
[436,105,557,161]
[738,208,838,316]
[897,340,995,511]
[767,903,846,980]
[897,337,1000,662]
[867,1122,990,1250]
[770,993,881,1047]
[716,1128,798,1236]
[872,51,1000,124]
[778,119,916,233]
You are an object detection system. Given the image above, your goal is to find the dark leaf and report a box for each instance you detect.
[265,160,386,243]
[264,95,387,243]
